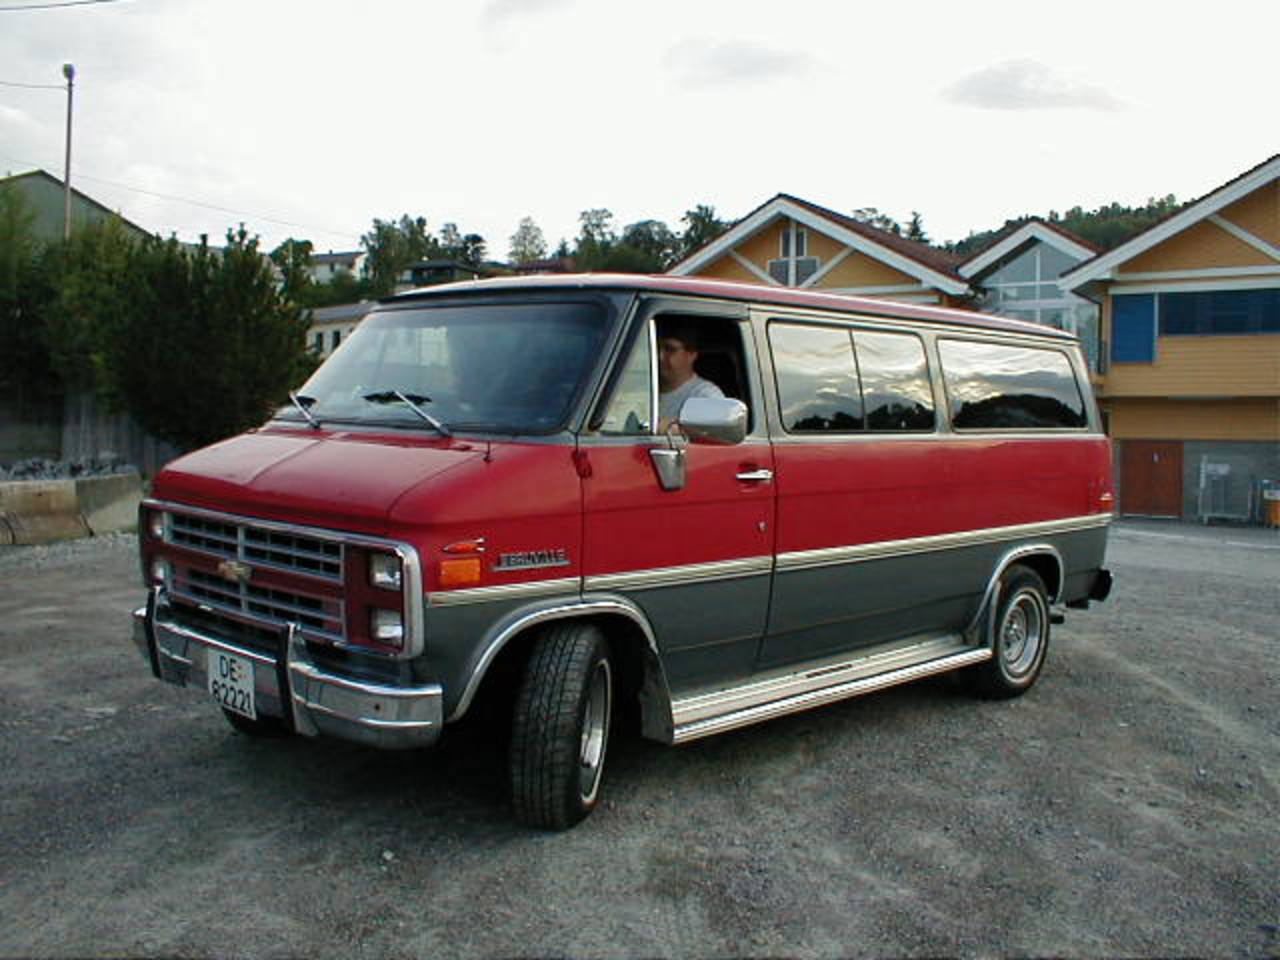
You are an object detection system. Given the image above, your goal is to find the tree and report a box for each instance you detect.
[298,269,371,308]
[905,211,929,243]
[573,208,618,271]
[360,215,438,296]
[43,218,136,392]
[621,219,679,271]
[851,207,903,235]
[679,204,727,258]
[269,238,315,304]
[508,216,548,265]
[457,233,486,267]
[943,194,1184,256]
[102,227,317,450]
[0,185,60,403]
[437,222,462,258]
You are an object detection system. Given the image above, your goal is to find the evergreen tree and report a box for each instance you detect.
[102,227,317,450]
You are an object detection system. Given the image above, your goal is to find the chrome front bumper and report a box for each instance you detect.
[132,588,443,750]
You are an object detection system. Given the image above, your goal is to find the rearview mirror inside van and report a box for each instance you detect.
[677,396,747,445]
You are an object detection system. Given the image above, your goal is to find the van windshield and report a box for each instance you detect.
[283,301,608,434]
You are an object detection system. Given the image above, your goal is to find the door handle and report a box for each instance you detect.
[736,468,774,483]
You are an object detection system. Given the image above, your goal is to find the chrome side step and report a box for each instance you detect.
[671,636,990,744]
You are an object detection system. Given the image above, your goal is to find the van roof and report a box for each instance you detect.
[385,273,1076,341]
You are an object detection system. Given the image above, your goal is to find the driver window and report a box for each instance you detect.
[600,324,653,435]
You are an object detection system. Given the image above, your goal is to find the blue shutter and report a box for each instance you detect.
[1111,294,1156,364]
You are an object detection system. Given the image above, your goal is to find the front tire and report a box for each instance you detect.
[968,565,1051,699]
[509,622,613,830]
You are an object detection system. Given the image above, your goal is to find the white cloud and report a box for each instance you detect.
[481,0,571,27]
[943,58,1123,112]
[664,39,816,89]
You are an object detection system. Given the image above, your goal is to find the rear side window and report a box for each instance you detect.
[854,330,934,431]
[770,324,864,432]
[938,339,1087,430]
[768,323,934,433]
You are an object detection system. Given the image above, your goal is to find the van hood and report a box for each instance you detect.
[153,428,484,535]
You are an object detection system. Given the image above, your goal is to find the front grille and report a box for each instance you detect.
[169,601,284,658]
[175,568,344,643]
[170,513,343,582]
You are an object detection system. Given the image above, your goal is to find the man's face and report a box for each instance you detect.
[658,337,697,390]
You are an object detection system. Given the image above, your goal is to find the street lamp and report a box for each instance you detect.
[62,62,75,241]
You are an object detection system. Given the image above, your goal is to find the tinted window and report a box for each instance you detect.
[939,340,1087,430]
[853,330,934,431]
[769,324,863,432]
[290,302,607,434]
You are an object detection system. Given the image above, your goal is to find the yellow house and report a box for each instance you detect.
[669,193,971,305]
[1062,154,1280,521]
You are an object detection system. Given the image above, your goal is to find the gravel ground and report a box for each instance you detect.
[0,521,1277,958]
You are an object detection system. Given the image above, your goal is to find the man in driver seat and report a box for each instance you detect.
[657,321,724,431]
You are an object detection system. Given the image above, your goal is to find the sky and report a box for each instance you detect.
[2,0,1277,260]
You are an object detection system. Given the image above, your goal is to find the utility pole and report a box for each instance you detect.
[62,62,75,241]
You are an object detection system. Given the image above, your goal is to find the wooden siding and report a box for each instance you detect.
[1120,218,1273,273]
[1103,334,1280,397]
[805,229,846,263]
[1219,181,1280,245]
[818,251,919,288]
[1106,397,1280,441]
[734,220,788,267]
[698,254,763,284]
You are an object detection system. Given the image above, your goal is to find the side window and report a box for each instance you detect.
[769,323,863,432]
[600,325,653,435]
[853,330,934,431]
[939,339,1087,430]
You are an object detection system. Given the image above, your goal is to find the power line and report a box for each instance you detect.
[1,153,364,244]
[0,0,126,10]
[0,78,65,89]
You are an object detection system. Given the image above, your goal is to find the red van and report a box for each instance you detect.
[133,275,1113,828]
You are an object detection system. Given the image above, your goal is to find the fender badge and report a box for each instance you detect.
[217,559,252,584]
[493,549,569,571]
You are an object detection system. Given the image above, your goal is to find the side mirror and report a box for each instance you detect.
[677,396,747,445]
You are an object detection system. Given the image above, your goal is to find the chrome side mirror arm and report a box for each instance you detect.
[649,427,687,492]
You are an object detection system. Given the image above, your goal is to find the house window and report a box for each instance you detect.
[1159,288,1280,335]
[769,222,819,287]
[331,329,341,351]
[780,228,807,258]
[313,332,323,352]
[1111,294,1156,364]
[981,244,1101,371]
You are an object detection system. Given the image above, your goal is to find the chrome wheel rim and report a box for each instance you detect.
[578,659,611,804]
[1001,588,1045,678]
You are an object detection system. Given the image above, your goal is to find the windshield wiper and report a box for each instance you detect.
[289,391,322,429]
[363,390,452,437]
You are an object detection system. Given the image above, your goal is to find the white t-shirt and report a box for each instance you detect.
[659,374,724,424]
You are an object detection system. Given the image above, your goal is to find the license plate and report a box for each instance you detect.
[208,649,256,720]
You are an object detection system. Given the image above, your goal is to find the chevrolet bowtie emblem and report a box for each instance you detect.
[217,559,252,584]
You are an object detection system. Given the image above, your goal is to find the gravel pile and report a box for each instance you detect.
[0,530,139,573]
[0,456,139,482]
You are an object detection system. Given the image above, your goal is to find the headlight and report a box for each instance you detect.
[148,510,167,540]
[371,609,404,647]
[150,558,171,586]
[369,552,403,590]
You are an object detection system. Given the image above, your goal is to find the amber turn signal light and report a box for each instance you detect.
[439,556,481,588]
